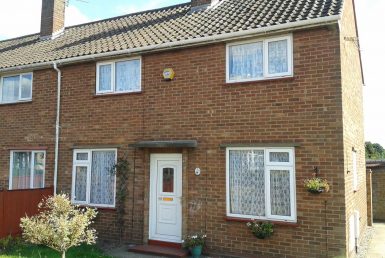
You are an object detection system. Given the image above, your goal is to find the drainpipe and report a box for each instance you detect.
[53,62,61,196]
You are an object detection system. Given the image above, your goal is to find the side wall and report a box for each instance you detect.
[340,0,367,257]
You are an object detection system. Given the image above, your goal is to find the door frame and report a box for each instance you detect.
[149,153,183,243]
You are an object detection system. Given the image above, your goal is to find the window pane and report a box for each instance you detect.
[90,151,115,205]
[115,60,141,92]
[162,168,174,193]
[269,152,289,163]
[270,169,291,216]
[268,40,288,74]
[33,152,45,188]
[2,76,20,102]
[229,150,265,216]
[76,153,88,161]
[12,152,31,189]
[229,42,263,81]
[20,74,32,99]
[74,166,87,202]
[98,64,112,91]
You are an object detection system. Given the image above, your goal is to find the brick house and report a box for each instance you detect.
[0,0,366,257]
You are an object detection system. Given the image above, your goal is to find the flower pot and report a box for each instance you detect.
[307,187,327,194]
[190,245,203,258]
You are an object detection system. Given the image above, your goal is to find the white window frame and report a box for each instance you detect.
[226,147,296,222]
[96,57,142,95]
[226,35,293,83]
[352,149,358,191]
[0,72,33,104]
[71,148,117,208]
[9,150,46,190]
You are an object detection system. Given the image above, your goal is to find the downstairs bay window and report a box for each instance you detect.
[72,149,117,208]
[9,150,45,190]
[226,147,296,222]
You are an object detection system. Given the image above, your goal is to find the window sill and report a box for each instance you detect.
[224,76,295,86]
[0,100,32,106]
[77,205,116,212]
[224,216,299,227]
[94,91,142,98]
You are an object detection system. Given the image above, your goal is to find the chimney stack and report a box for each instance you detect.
[40,0,66,40]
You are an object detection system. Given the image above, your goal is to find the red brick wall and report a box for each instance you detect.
[0,22,364,257]
[0,70,57,190]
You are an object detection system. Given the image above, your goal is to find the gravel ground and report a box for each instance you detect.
[357,226,375,258]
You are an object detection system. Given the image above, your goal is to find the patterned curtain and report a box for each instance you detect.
[99,64,112,91]
[268,40,288,74]
[229,42,263,80]
[115,60,141,92]
[2,76,19,102]
[21,74,32,99]
[229,150,265,216]
[90,151,115,205]
[74,166,87,202]
[33,152,45,188]
[270,170,291,216]
[12,152,31,189]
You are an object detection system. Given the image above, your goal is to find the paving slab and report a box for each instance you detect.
[367,223,385,258]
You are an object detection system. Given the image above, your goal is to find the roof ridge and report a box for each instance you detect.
[0,1,190,44]
[65,1,190,30]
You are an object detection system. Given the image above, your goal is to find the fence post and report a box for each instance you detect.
[0,190,5,238]
[367,169,373,226]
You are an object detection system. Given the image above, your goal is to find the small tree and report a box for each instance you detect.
[20,194,97,258]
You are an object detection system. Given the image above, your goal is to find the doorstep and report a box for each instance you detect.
[128,244,189,258]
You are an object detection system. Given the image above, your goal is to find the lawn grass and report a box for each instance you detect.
[0,243,113,258]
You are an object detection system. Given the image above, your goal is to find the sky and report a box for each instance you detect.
[0,0,384,146]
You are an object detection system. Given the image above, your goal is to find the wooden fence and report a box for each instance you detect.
[0,187,53,238]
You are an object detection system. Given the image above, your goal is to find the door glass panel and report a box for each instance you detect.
[74,166,87,202]
[162,168,174,193]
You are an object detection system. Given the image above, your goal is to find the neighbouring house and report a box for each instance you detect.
[0,0,366,257]
[366,161,385,221]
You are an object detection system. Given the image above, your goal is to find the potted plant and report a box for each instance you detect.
[182,233,206,258]
[246,221,274,239]
[304,177,330,194]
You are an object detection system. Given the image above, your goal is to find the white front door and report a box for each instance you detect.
[149,154,182,243]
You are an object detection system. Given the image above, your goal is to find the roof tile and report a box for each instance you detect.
[0,0,343,69]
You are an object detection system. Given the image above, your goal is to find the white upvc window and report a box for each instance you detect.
[0,73,33,104]
[226,35,293,83]
[226,147,296,222]
[9,150,46,190]
[96,57,141,94]
[72,149,117,208]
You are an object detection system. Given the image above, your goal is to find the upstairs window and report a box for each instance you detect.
[9,150,45,190]
[0,73,33,103]
[226,35,292,83]
[96,58,141,94]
